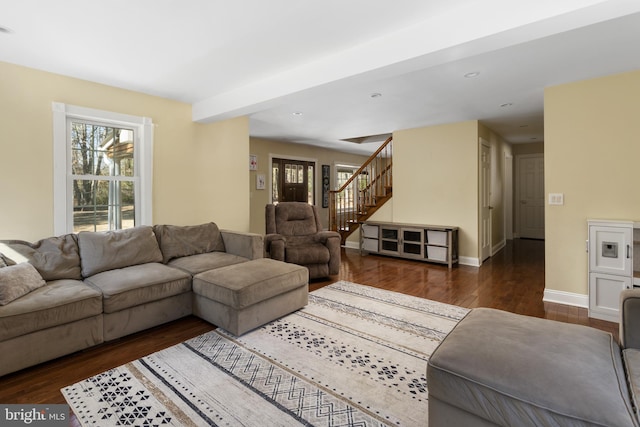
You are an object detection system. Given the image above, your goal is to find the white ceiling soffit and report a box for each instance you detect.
[191,0,640,123]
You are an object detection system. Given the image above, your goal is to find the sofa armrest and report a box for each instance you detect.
[264,234,285,261]
[620,289,640,349]
[220,230,263,260]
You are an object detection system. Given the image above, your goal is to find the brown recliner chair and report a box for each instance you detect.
[265,202,340,279]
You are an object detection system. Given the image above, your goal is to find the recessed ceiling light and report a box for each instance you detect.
[519,124,529,128]
[500,103,513,108]
[292,112,303,116]
[370,93,382,98]
[464,72,480,78]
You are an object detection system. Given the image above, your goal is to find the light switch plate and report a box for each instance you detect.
[548,193,564,205]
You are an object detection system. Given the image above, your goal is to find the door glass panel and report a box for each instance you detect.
[272,162,280,202]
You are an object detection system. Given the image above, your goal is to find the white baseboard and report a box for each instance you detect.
[459,256,480,267]
[343,241,359,250]
[492,239,506,256]
[543,289,588,308]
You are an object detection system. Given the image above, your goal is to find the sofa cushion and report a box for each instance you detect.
[0,279,102,341]
[78,226,163,277]
[167,252,248,275]
[84,263,191,313]
[427,308,636,427]
[1,234,82,280]
[154,222,225,264]
[0,263,46,306]
[193,258,308,309]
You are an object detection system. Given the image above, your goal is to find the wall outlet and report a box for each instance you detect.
[548,193,564,205]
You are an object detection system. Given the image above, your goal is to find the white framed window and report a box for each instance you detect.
[335,163,368,211]
[52,103,153,234]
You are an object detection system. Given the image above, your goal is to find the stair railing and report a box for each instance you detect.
[329,136,393,234]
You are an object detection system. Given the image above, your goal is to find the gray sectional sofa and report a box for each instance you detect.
[427,292,640,426]
[0,222,298,377]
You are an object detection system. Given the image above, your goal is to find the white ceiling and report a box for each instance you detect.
[2,0,640,155]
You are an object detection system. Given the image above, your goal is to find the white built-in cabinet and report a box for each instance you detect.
[587,220,636,322]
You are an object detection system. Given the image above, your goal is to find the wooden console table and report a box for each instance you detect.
[360,221,459,269]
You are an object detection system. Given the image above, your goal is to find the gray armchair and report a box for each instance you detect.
[265,202,340,279]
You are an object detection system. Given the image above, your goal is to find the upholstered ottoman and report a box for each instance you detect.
[192,258,309,336]
[427,308,636,427]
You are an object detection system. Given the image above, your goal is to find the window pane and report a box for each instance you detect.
[70,123,134,177]
[272,163,280,202]
[71,123,109,176]
[73,179,135,232]
[335,166,359,210]
[285,163,300,184]
[308,165,314,204]
[109,128,135,177]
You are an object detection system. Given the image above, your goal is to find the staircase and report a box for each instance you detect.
[329,136,393,243]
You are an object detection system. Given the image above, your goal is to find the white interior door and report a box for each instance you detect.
[480,139,491,262]
[504,154,513,240]
[516,154,545,239]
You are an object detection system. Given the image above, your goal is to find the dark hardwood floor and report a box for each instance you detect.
[0,238,617,406]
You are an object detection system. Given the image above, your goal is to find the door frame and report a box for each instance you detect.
[479,138,492,263]
[504,153,514,240]
[269,153,318,204]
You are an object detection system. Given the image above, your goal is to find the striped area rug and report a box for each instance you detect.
[62,281,468,426]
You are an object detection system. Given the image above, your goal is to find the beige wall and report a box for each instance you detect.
[0,60,516,268]
[0,61,250,241]
[393,120,480,261]
[248,137,369,234]
[545,69,640,296]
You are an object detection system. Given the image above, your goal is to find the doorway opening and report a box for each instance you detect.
[515,153,545,239]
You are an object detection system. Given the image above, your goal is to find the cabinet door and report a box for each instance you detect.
[379,227,400,255]
[589,272,631,322]
[360,224,379,254]
[589,224,632,276]
[361,224,378,239]
[362,238,379,253]
[400,227,424,258]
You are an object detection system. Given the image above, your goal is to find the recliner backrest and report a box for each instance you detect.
[266,202,322,236]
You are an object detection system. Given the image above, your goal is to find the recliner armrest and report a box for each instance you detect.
[620,289,640,349]
[314,231,341,275]
[264,233,285,261]
[314,230,341,244]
